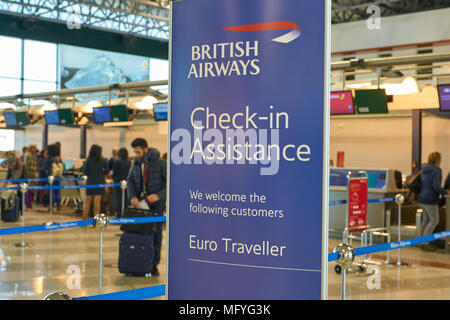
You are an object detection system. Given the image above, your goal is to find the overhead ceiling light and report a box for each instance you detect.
[346,82,372,89]
[30,100,51,106]
[136,96,157,110]
[103,121,134,127]
[0,103,16,110]
[82,100,102,114]
[381,76,419,95]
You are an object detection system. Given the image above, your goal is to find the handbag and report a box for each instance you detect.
[405,171,422,194]
[120,206,160,234]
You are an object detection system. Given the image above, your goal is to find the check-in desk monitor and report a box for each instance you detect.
[329,168,401,235]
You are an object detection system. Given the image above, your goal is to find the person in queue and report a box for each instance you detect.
[418,151,450,251]
[108,147,120,170]
[444,171,450,191]
[37,148,48,205]
[24,144,38,210]
[43,144,64,210]
[6,151,24,215]
[81,145,109,219]
[127,138,166,276]
[20,146,28,164]
[111,147,131,217]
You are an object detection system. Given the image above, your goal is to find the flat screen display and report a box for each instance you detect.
[45,110,60,125]
[438,84,450,111]
[58,109,74,125]
[330,91,354,115]
[110,105,128,122]
[153,103,168,121]
[15,112,30,126]
[4,112,17,127]
[93,106,112,123]
[355,89,389,114]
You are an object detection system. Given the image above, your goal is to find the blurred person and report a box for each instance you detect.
[6,151,24,180]
[162,153,167,161]
[20,147,28,164]
[108,147,120,170]
[37,148,48,204]
[43,144,64,210]
[24,144,38,210]
[6,151,24,215]
[418,152,450,251]
[444,171,449,191]
[111,147,131,217]
[81,145,109,219]
[127,138,166,276]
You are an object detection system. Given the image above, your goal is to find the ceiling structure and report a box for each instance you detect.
[1,0,449,42]
[331,0,450,23]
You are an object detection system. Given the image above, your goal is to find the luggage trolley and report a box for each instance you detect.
[335,171,371,274]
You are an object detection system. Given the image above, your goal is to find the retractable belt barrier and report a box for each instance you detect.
[0,177,85,183]
[328,229,450,262]
[329,197,396,206]
[28,183,121,190]
[0,216,167,236]
[73,284,166,300]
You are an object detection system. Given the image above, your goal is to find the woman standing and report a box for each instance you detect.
[111,147,131,217]
[43,144,63,210]
[82,145,109,219]
[418,151,450,251]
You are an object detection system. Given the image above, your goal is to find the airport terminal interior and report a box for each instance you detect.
[0,0,449,300]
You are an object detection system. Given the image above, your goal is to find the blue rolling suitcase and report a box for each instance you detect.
[118,232,154,277]
[1,197,20,222]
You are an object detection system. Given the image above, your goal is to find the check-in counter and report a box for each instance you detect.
[329,168,402,237]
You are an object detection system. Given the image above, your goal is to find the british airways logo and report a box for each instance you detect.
[187,21,301,79]
[222,21,302,44]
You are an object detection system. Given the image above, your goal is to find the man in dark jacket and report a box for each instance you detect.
[418,152,450,251]
[127,138,166,276]
[444,171,450,191]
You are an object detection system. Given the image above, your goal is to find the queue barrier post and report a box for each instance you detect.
[48,176,54,225]
[395,194,408,267]
[43,292,72,300]
[333,243,355,300]
[120,180,127,218]
[94,214,109,295]
[13,183,33,248]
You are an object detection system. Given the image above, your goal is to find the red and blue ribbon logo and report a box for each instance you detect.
[222,21,301,43]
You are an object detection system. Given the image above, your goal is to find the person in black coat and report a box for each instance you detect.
[127,138,166,276]
[82,145,109,219]
[111,147,131,217]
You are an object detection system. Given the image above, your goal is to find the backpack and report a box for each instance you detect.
[405,171,422,193]
[51,160,64,178]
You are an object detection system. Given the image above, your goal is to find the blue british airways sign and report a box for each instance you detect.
[168,0,330,299]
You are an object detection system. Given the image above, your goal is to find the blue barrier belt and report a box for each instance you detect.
[28,183,120,190]
[329,197,397,206]
[0,186,20,191]
[54,177,84,182]
[109,216,167,225]
[0,177,85,183]
[74,284,166,300]
[328,229,450,262]
[0,219,94,236]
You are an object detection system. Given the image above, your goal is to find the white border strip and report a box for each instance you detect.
[321,0,331,301]
[189,258,321,273]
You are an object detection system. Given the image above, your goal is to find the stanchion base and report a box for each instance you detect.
[13,243,33,248]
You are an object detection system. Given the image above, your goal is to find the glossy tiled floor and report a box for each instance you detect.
[0,207,449,300]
